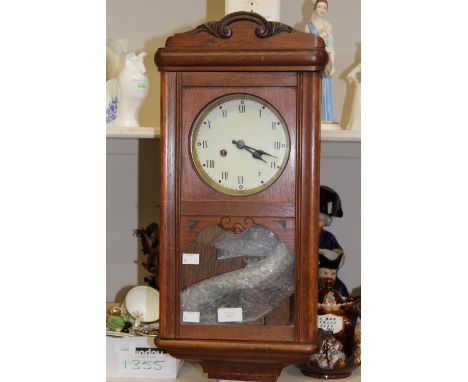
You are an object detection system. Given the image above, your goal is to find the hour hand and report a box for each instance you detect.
[232,139,256,155]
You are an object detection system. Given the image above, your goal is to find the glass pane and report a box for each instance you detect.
[180,223,294,325]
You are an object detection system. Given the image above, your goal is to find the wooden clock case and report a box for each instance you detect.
[154,12,328,382]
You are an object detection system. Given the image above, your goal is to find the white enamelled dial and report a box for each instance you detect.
[190,94,290,196]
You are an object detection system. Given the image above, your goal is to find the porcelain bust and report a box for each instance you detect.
[106,51,149,127]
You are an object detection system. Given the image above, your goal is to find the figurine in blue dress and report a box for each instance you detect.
[306,0,336,123]
[318,185,349,297]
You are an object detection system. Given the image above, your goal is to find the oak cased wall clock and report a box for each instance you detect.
[155,12,328,382]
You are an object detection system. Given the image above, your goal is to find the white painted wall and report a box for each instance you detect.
[106,139,139,301]
[320,142,361,295]
[107,0,361,301]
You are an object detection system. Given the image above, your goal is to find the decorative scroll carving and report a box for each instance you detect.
[220,216,254,234]
[195,11,292,39]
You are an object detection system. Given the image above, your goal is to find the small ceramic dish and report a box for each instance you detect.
[134,321,160,337]
[124,286,159,324]
[106,330,135,338]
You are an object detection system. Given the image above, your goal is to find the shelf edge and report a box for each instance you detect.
[321,130,361,142]
[106,126,160,139]
[106,127,360,142]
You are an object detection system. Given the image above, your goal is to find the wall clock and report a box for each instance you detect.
[155,11,328,382]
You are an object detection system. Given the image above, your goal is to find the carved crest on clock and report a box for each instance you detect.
[220,216,254,234]
[195,11,292,39]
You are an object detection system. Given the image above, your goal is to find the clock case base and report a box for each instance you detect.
[158,338,318,381]
[155,11,328,382]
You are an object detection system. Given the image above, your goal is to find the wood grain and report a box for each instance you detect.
[155,13,327,72]
[158,71,177,339]
[181,72,297,87]
[180,324,293,342]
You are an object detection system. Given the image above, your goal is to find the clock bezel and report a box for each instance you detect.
[189,92,291,196]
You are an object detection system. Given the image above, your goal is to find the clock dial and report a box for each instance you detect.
[190,94,290,196]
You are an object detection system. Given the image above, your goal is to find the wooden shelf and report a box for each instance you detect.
[106,126,360,142]
[321,129,361,142]
[107,360,361,381]
[106,126,160,139]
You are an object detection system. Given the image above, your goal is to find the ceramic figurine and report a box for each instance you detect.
[318,249,349,298]
[346,61,361,130]
[106,51,149,127]
[319,185,348,297]
[305,0,337,127]
[299,185,361,378]
[319,185,343,253]
[299,279,361,379]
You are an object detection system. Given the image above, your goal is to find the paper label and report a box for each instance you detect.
[115,343,135,354]
[117,353,167,375]
[182,311,200,323]
[217,307,243,322]
[182,253,199,265]
[318,314,343,334]
[133,79,148,91]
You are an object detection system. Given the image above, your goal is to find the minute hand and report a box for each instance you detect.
[251,148,277,158]
[232,140,277,162]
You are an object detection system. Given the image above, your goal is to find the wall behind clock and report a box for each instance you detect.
[107,0,361,301]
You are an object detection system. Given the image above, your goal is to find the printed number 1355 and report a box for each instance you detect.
[123,359,165,370]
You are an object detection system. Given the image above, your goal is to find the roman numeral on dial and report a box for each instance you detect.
[206,160,215,168]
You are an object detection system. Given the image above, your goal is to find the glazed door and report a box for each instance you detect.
[176,73,297,341]
[178,216,296,341]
